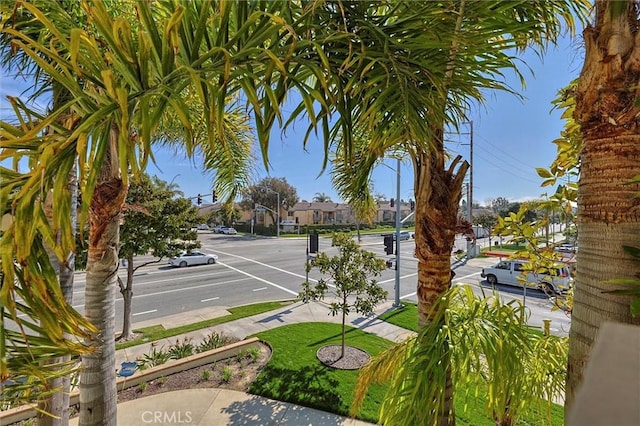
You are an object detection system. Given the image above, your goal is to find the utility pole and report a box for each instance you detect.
[465,121,475,259]
[394,158,401,308]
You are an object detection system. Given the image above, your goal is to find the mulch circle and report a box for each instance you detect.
[316,345,371,370]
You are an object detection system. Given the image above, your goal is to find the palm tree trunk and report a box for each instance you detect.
[566,0,640,413]
[38,167,78,426]
[79,127,127,426]
[413,143,469,426]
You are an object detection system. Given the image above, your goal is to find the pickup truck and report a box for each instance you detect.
[481,260,572,294]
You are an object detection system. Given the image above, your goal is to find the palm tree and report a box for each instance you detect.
[312,192,333,203]
[291,1,588,424]
[566,0,640,411]
[1,1,329,424]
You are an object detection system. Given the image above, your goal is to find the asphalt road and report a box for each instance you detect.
[64,231,570,336]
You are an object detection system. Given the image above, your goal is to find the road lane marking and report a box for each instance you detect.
[201,297,219,302]
[133,309,157,316]
[399,271,482,300]
[205,248,319,284]
[72,270,231,295]
[68,277,252,310]
[216,261,298,296]
[252,287,268,292]
[378,273,417,284]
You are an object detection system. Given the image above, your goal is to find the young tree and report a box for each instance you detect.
[299,233,387,358]
[116,175,202,340]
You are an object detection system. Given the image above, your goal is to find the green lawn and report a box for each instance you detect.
[250,322,562,425]
[379,300,547,336]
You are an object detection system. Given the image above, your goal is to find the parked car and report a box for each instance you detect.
[480,259,572,294]
[555,243,577,253]
[169,251,218,267]
[213,225,226,233]
[196,224,209,230]
[397,231,411,241]
[222,227,237,235]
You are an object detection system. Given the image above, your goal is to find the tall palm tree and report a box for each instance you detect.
[566,0,640,411]
[290,1,588,424]
[1,3,95,423]
[1,1,329,424]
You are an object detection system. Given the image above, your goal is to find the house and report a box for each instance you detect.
[198,199,416,229]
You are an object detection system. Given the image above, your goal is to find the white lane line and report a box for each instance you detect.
[72,270,230,295]
[133,309,157,317]
[252,287,268,292]
[399,271,482,300]
[69,277,252,310]
[206,248,318,284]
[201,297,220,302]
[378,273,418,284]
[216,261,298,296]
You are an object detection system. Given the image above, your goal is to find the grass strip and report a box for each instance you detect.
[116,300,294,350]
[378,301,546,336]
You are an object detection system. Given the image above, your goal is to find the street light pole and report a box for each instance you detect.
[276,191,280,238]
[394,158,401,308]
[259,187,280,237]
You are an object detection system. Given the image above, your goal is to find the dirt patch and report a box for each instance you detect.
[316,345,370,370]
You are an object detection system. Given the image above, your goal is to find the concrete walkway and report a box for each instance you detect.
[102,300,414,426]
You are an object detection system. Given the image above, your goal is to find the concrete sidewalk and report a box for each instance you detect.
[116,299,414,368]
[104,299,413,426]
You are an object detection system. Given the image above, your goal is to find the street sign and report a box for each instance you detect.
[118,361,137,377]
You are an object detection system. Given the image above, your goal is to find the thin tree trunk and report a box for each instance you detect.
[119,254,135,340]
[341,295,347,359]
[79,128,127,426]
[566,0,640,413]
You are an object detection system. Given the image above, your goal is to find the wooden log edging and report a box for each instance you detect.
[0,337,262,425]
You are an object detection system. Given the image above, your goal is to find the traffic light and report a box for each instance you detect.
[212,191,217,203]
[390,198,395,208]
[384,235,394,255]
[410,200,415,211]
[309,233,319,254]
[197,194,202,205]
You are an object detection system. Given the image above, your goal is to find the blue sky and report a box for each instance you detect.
[1,33,585,207]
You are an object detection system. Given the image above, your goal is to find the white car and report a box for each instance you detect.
[213,225,226,233]
[481,259,572,294]
[197,224,209,230]
[222,227,237,235]
[169,251,218,267]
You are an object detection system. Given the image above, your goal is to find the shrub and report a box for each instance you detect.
[139,346,171,369]
[196,332,231,353]
[168,337,195,359]
[247,347,260,363]
[201,370,210,381]
[222,366,233,383]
